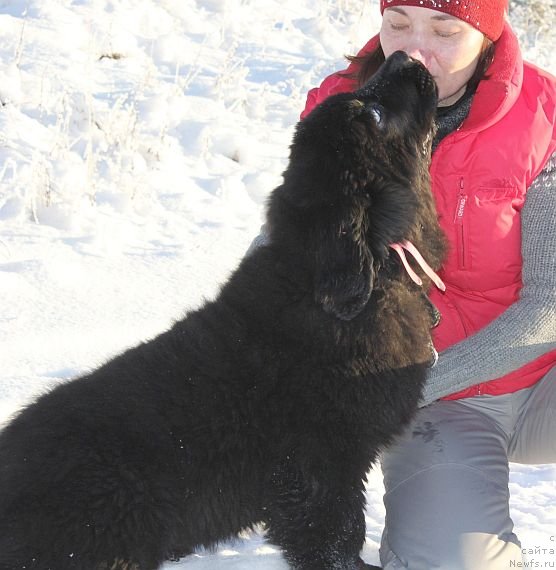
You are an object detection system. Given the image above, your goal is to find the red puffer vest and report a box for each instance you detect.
[301,23,556,399]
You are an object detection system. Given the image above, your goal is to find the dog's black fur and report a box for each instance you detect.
[0,51,445,570]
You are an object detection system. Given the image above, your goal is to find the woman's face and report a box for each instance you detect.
[380,6,486,106]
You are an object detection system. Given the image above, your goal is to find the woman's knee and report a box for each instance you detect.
[381,400,509,491]
[379,401,519,569]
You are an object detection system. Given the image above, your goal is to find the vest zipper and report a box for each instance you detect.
[454,177,467,270]
[454,177,479,395]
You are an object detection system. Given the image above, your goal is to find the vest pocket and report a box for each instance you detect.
[475,186,519,203]
[471,185,521,286]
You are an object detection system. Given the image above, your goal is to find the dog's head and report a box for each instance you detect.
[268,51,445,321]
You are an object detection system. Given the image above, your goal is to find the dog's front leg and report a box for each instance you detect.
[264,459,367,570]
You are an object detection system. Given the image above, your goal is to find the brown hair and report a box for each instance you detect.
[343,36,495,96]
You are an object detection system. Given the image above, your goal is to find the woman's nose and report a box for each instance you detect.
[399,30,431,66]
[401,46,432,71]
[404,47,427,65]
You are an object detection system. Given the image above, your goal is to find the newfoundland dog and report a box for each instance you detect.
[0,51,445,570]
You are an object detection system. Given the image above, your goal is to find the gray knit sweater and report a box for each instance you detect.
[246,110,556,405]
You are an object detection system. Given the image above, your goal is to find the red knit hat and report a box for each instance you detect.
[380,0,508,41]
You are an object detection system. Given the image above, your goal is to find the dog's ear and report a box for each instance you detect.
[314,208,374,321]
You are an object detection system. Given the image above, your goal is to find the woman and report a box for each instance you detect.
[298,1,556,568]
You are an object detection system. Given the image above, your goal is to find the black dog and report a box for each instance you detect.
[0,51,445,570]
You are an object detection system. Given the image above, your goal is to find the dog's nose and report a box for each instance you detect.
[389,50,412,66]
[384,50,428,74]
[382,50,413,73]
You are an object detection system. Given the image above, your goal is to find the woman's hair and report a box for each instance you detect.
[343,37,495,96]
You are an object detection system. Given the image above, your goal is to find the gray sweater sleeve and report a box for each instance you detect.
[421,153,556,406]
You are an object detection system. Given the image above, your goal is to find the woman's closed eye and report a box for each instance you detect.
[389,23,409,32]
[434,28,460,38]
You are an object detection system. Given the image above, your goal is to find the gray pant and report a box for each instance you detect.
[379,366,556,569]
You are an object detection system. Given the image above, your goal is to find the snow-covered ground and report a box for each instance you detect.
[0,1,554,567]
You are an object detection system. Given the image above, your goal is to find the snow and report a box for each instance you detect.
[0,0,555,567]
